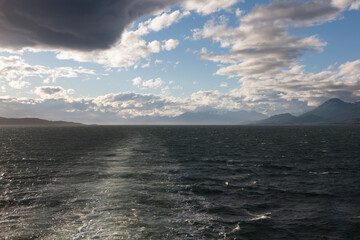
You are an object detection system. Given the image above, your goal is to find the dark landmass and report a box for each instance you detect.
[0,117,84,127]
[173,110,265,125]
[256,98,360,125]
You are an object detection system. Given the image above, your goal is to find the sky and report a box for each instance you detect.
[0,0,359,124]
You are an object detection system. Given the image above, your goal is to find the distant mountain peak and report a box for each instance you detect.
[320,98,346,106]
[304,98,354,120]
[325,98,344,103]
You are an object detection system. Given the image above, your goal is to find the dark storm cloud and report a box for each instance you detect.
[37,86,63,95]
[0,0,179,50]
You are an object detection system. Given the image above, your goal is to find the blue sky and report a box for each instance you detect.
[0,0,359,123]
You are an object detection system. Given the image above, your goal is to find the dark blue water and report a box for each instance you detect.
[0,126,359,239]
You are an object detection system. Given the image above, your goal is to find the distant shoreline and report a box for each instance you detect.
[0,117,83,127]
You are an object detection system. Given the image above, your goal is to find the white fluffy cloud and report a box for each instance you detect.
[162,39,180,51]
[141,10,190,32]
[132,77,164,89]
[132,77,143,87]
[8,80,30,89]
[142,78,164,89]
[350,0,360,9]
[183,0,241,15]
[332,0,360,10]
[0,55,96,89]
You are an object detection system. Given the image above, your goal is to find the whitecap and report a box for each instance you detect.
[231,224,241,233]
[250,212,271,221]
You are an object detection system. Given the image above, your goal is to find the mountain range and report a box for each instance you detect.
[257,98,360,125]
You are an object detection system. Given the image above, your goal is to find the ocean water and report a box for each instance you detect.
[0,126,359,239]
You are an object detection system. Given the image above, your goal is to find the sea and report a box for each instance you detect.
[0,126,359,240]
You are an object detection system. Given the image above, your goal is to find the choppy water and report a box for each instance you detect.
[0,126,359,239]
